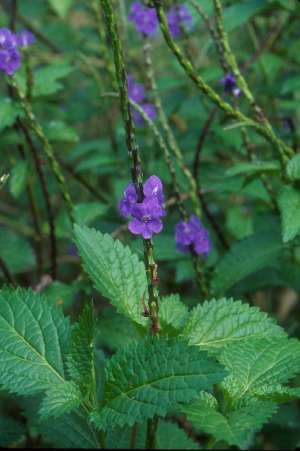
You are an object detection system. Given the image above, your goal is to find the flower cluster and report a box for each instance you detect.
[128,2,193,39]
[119,175,165,239]
[128,75,156,126]
[0,28,35,76]
[220,73,241,97]
[175,215,211,256]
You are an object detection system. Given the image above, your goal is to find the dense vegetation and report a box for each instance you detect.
[0,0,300,449]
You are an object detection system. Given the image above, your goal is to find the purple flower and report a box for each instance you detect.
[119,175,165,239]
[128,75,145,103]
[143,175,165,206]
[0,48,21,76]
[132,103,157,127]
[128,2,158,36]
[129,197,163,239]
[175,215,211,256]
[220,73,241,97]
[0,28,17,49]
[119,183,138,217]
[15,30,36,47]
[167,5,193,38]
[0,28,21,76]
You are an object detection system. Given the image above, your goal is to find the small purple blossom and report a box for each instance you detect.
[220,73,241,97]
[132,102,157,127]
[15,30,36,47]
[128,2,158,36]
[119,183,138,217]
[0,28,35,76]
[119,175,165,239]
[167,5,193,38]
[175,215,211,256]
[128,75,145,103]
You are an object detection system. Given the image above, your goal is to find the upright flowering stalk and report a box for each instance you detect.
[0,28,35,76]
[101,0,160,335]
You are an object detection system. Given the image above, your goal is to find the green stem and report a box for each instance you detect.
[146,417,158,449]
[153,1,293,164]
[100,0,160,334]
[10,78,75,222]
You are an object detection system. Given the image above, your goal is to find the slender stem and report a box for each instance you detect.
[153,1,293,164]
[146,417,158,450]
[130,424,138,449]
[193,108,229,250]
[143,40,200,218]
[19,121,58,279]
[100,0,160,334]
[10,78,75,222]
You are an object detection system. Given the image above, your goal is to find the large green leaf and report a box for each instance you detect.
[67,304,96,397]
[48,0,73,17]
[74,225,148,326]
[91,338,226,430]
[39,381,82,420]
[212,231,283,295]
[286,154,300,181]
[224,0,268,32]
[33,62,73,97]
[159,294,189,335]
[225,161,280,178]
[220,338,300,399]
[9,160,28,199]
[183,396,276,449]
[183,298,285,349]
[277,185,300,242]
[0,98,21,132]
[0,287,70,395]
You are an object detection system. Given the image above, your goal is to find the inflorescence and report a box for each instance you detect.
[0,28,35,76]
[119,175,165,239]
[175,215,211,256]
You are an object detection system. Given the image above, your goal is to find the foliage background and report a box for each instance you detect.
[0,0,300,449]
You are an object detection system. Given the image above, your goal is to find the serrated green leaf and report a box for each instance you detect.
[39,381,82,420]
[182,298,285,349]
[156,420,199,449]
[159,294,189,334]
[67,304,96,397]
[252,384,300,403]
[0,416,26,447]
[91,338,226,430]
[36,406,99,448]
[9,160,28,199]
[277,185,300,242]
[182,397,276,449]
[0,287,70,395]
[286,154,300,181]
[220,338,300,399]
[74,225,148,326]
[212,231,283,295]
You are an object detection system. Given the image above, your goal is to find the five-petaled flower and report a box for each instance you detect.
[119,175,165,239]
[175,215,211,256]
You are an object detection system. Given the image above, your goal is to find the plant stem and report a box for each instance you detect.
[10,78,75,223]
[153,1,293,164]
[0,257,16,286]
[19,121,58,279]
[146,417,158,449]
[100,0,160,334]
